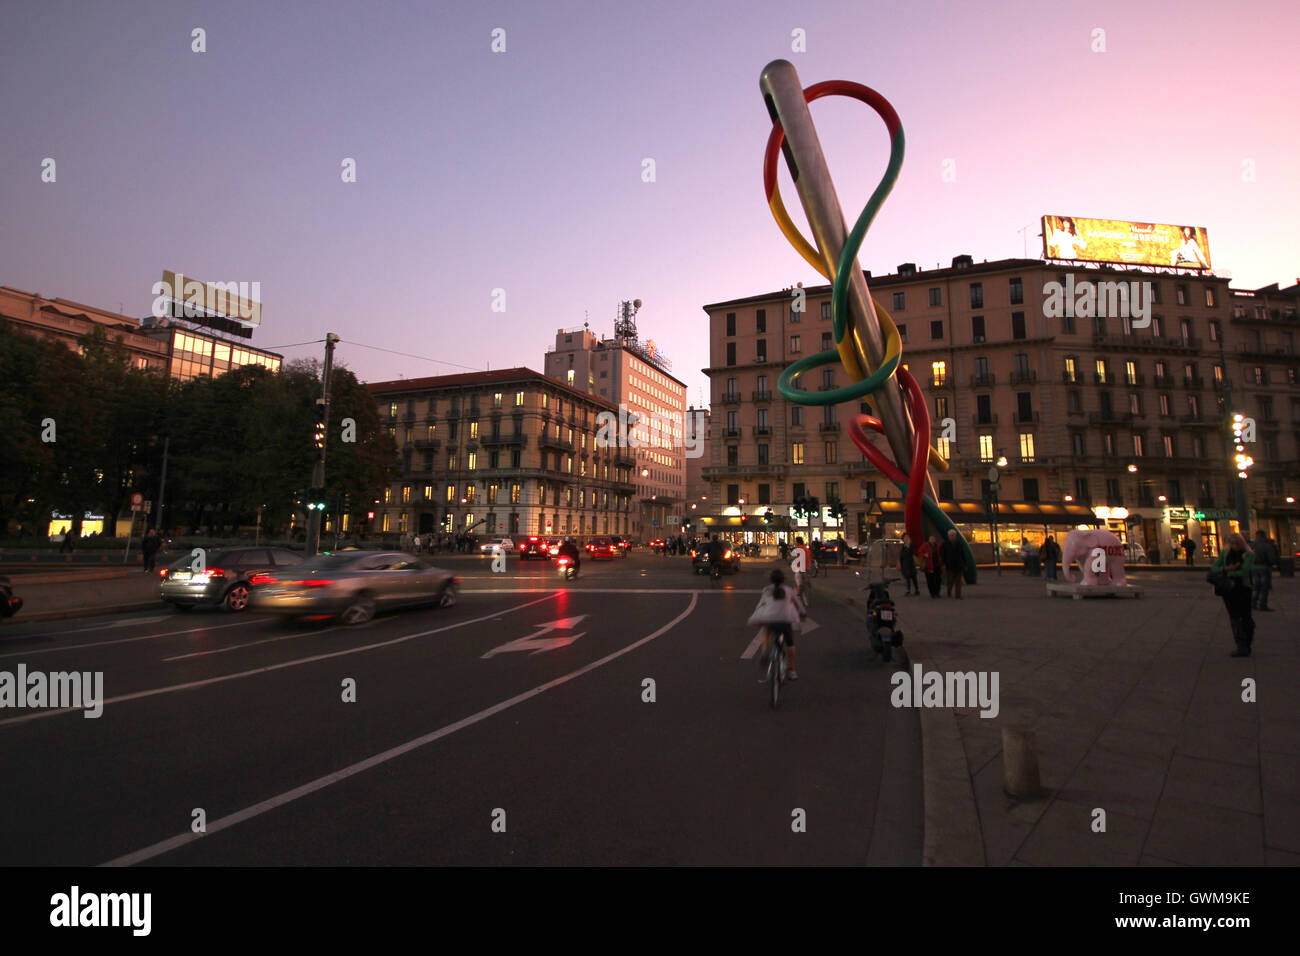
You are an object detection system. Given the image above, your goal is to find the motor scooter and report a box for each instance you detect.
[0,575,22,619]
[864,577,903,662]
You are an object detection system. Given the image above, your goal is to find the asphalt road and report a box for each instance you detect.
[0,554,921,866]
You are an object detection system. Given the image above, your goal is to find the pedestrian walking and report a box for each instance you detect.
[922,534,942,597]
[1210,533,1256,657]
[1182,535,1197,566]
[898,533,920,595]
[941,528,968,598]
[1251,529,1278,611]
[1041,535,1061,581]
[141,528,162,573]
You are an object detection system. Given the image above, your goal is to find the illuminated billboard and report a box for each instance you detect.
[151,271,262,339]
[1042,216,1211,269]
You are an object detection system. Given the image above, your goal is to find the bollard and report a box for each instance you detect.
[1002,725,1042,798]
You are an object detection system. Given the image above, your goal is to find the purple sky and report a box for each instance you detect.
[3,0,1298,403]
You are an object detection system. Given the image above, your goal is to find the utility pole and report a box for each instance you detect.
[306,333,340,556]
[156,436,169,533]
[1217,336,1250,533]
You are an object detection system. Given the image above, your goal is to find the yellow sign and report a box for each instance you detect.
[1042,216,1210,269]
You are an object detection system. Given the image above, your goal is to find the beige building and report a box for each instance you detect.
[544,319,688,540]
[368,368,637,541]
[0,285,281,381]
[703,257,1299,559]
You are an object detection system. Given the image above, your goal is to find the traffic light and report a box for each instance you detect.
[306,487,328,511]
[313,399,327,459]
[763,510,773,525]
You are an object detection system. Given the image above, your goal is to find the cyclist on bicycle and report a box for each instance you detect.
[790,536,812,590]
[753,569,805,680]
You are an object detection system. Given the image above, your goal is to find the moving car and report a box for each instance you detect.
[0,575,22,619]
[690,543,741,574]
[519,535,550,560]
[159,547,303,612]
[585,537,616,560]
[479,537,515,555]
[253,551,459,625]
[609,535,631,556]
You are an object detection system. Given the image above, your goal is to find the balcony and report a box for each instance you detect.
[1181,376,1205,389]
[1152,375,1176,387]
[538,434,574,452]
[412,438,441,450]
[818,421,841,433]
[752,425,772,437]
[1088,411,1135,425]
[971,413,998,427]
[1123,374,1145,387]
[480,432,527,447]
[931,377,952,389]
[1093,372,1114,385]
[722,426,742,439]
[703,464,787,479]
[1012,411,1039,425]
[752,390,773,402]
[1009,370,1037,386]
[971,373,996,387]
[1061,371,1079,384]
[721,391,742,404]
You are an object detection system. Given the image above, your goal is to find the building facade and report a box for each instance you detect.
[368,368,638,541]
[703,258,1299,558]
[0,286,281,380]
[543,326,688,539]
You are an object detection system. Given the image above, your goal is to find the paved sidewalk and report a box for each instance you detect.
[1,568,162,623]
[816,565,1298,866]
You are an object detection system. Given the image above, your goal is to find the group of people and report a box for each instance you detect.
[897,529,973,599]
[399,531,477,554]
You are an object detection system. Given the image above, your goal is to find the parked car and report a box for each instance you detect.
[519,535,550,560]
[1123,542,1147,563]
[253,551,459,625]
[159,547,303,612]
[479,537,515,555]
[585,538,616,560]
[689,543,741,574]
[0,575,22,619]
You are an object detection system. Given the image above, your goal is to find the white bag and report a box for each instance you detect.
[747,592,778,627]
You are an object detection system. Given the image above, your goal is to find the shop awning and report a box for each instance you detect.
[698,514,793,531]
[866,499,1100,526]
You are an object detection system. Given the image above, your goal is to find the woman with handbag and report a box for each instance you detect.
[749,569,806,680]
[1209,533,1256,658]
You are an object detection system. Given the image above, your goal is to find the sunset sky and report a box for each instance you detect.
[3,0,1298,402]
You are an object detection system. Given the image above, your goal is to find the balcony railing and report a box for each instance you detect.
[480,432,527,446]
[1061,371,1079,384]
[1012,411,1039,425]
[971,373,996,387]
[752,425,772,437]
[412,438,441,450]
[1088,411,1135,425]
[931,377,951,388]
[1182,376,1205,389]
[1123,374,1145,387]
[1009,370,1037,385]
[819,421,841,432]
[538,434,574,452]
[971,413,998,427]
[752,390,773,402]
[1152,375,1176,387]
[721,391,741,404]
[723,426,742,438]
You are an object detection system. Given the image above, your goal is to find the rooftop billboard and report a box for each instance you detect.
[1042,216,1211,270]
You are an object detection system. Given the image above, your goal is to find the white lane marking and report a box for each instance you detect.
[162,626,341,662]
[100,593,697,867]
[0,618,268,660]
[93,616,173,629]
[0,594,560,728]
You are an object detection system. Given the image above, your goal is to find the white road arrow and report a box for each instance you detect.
[482,616,588,658]
[741,618,818,659]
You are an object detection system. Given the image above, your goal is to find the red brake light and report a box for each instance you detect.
[249,573,275,585]
[294,579,334,587]
[200,568,226,579]
[724,550,733,559]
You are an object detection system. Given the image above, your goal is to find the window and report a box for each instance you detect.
[792,442,805,465]
[1010,277,1023,304]
[1163,434,1176,458]
[1103,433,1115,456]
[1076,477,1090,502]
[1064,356,1077,382]
[1184,362,1197,383]
[938,479,954,501]
[757,373,769,395]
[1019,433,1035,462]
[1154,360,1168,380]
[757,444,769,465]
[935,436,951,459]
[820,332,833,351]
[862,481,876,502]
[1017,392,1033,421]
[1013,353,1030,380]
[514,390,524,407]
[725,376,738,400]
[790,335,801,353]
[1132,434,1144,457]
[1106,478,1122,505]
[976,394,993,423]
[1188,394,1200,417]
[825,442,837,464]
[757,407,769,429]
[488,483,499,504]
[970,283,983,308]
[793,482,806,500]
[1180,317,1193,343]
[892,291,905,311]
[930,320,944,340]
[566,369,575,385]
[789,302,801,323]
[978,434,994,461]
[1159,394,1171,416]
[727,484,740,506]
[1252,366,1266,385]
[1150,283,1161,305]
[726,342,736,366]
[1061,310,1075,334]
[448,451,457,470]
[464,484,476,503]
[727,445,738,466]
[758,483,771,504]
[725,312,736,336]
[756,309,766,333]
[820,301,831,319]
[1176,284,1187,306]
[492,392,503,409]
[401,485,411,504]
[1011,312,1026,340]
[1067,390,1082,413]
[1129,393,1141,415]
[1095,359,1107,383]
[1022,478,1040,502]
[1152,315,1163,337]
[820,368,835,390]
[931,361,947,386]
[1209,320,1220,342]
[1072,433,1085,456]
[755,339,767,361]
[896,323,908,343]
[1259,396,1275,421]
[935,395,949,418]
[1213,364,1224,384]
[928,287,942,307]
[510,482,521,504]
[1168,479,1181,502]
[791,406,803,426]
[1125,360,1138,385]
[971,315,986,341]
[1205,287,1216,307]
[825,481,839,504]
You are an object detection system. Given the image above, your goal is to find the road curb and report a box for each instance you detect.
[822,588,987,867]
[2,601,162,625]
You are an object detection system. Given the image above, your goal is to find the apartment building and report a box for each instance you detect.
[703,258,1299,558]
[544,324,688,539]
[368,368,637,541]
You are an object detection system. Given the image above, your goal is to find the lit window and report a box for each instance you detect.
[1019,433,1035,462]
[979,435,994,462]
[931,361,946,386]
[792,442,805,465]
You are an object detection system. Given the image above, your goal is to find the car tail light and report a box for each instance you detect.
[249,573,275,585]
[558,557,570,566]
[724,550,733,559]
[158,568,169,579]
[293,579,334,587]
[197,568,226,579]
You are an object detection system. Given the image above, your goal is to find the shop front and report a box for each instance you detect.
[866,499,1099,563]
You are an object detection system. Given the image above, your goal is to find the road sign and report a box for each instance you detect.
[987,467,1000,484]
[482,616,587,658]
[144,501,152,514]
[131,492,143,507]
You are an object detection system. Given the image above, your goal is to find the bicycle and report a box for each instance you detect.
[709,560,723,587]
[764,627,789,709]
[795,575,813,608]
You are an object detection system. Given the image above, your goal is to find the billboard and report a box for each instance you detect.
[151,271,262,338]
[1042,216,1211,269]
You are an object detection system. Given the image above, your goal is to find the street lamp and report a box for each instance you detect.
[1127,463,1139,473]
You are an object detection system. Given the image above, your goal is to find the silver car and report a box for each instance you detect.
[160,547,303,612]
[252,551,460,625]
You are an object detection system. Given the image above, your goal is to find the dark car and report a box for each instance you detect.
[159,547,303,612]
[0,575,22,619]
[519,535,550,560]
[609,535,631,556]
[586,537,616,560]
[690,542,741,574]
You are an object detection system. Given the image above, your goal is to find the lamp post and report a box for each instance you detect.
[988,455,1006,576]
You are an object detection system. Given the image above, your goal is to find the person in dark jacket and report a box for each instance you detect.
[1041,535,1061,581]
[899,533,919,595]
[940,529,968,599]
[922,534,943,597]
[1181,535,1197,566]
[141,528,162,573]
[1251,530,1278,611]
[1212,533,1255,657]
